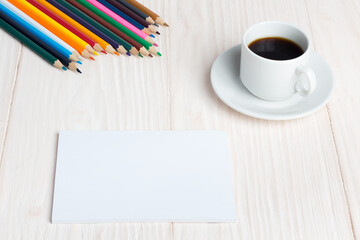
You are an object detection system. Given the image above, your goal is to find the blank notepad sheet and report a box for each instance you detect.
[52,131,236,223]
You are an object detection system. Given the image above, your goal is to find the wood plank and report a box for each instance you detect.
[0,224,172,239]
[0,0,172,236]
[168,0,354,238]
[305,0,360,237]
[0,30,22,159]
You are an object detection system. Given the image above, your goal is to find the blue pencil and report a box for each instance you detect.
[0,6,81,72]
[0,2,78,62]
[97,0,154,37]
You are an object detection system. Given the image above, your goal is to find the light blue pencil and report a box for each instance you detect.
[0,1,79,62]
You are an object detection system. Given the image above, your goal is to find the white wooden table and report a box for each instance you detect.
[0,0,359,239]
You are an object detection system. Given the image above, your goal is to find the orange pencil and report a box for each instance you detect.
[8,0,95,58]
[36,0,116,54]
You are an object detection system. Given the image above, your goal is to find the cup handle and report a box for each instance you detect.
[295,66,317,97]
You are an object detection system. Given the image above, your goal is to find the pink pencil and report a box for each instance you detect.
[86,0,157,46]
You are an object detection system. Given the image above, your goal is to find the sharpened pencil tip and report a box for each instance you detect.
[94,51,99,56]
[126,52,131,56]
[77,61,82,65]
[77,68,82,73]
[156,31,160,35]
[139,53,143,58]
[101,50,107,54]
[164,23,169,27]
[90,57,95,61]
[157,52,162,56]
[114,52,120,56]
[154,43,158,47]
[150,34,155,38]
[62,66,67,71]
[154,23,159,27]
[149,54,153,58]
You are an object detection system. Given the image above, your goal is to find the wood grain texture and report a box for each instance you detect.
[0,29,22,161]
[0,0,358,239]
[0,1,172,235]
[168,0,354,239]
[305,0,360,238]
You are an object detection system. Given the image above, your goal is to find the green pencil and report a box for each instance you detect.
[56,0,135,55]
[0,17,66,70]
[74,0,161,55]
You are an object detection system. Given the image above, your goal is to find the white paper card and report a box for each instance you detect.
[52,131,236,223]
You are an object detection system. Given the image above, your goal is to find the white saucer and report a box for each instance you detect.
[211,45,334,120]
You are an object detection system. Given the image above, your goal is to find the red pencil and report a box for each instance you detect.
[27,0,102,52]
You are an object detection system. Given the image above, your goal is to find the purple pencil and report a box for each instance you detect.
[45,0,128,54]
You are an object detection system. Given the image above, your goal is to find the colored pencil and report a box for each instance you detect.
[48,0,127,55]
[126,0,168,26]
[64,0,145,56]
[8,0,94,59]
[116,0,154,24]
[0,8,81,72]
[0,0,166,73]
[103,0,159,34]
[2,1,81,61]
[41,0,119,54]
[27,0,102,53]
[0,1,79,62]
[0,17,66,70]
[75,0,160,55]
[97,0,151,35]
[87,0,156,45]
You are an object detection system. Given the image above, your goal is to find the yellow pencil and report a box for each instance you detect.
[36,0,116,54]
[8,0,95,58]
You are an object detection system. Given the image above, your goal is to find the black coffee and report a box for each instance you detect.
[248,37,304,60]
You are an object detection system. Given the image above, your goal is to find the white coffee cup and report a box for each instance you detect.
[240,21,316,101]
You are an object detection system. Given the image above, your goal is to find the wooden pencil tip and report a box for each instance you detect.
[157,52,162,56]
[129,47,139,56]
[105,45,116,54]
[150,34,155,38]
[77,61,82,65]
[117,46,128,55]
[62,66,67,71]
[149,54,153,58]
[139,54,144,58]
[155,17,167,26]
[154,43,159,47]
[101,50,107,54]
[94,51,99,56]
[69,62,78,72]
[81,50,92,59]
[73,50,81,58]
[86,45,95,53]
[69,54,80,62]
[77,68,82,74]
[156,31,160,35]
[148,24,158,33]
[114,52,120,56]
[94,43,104,52]
[143,28,152,35]
[126,52,131,56]
[90,57,95,61]
[146,16,155,24]
[139,47,150,56]
[146,37,155,45]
